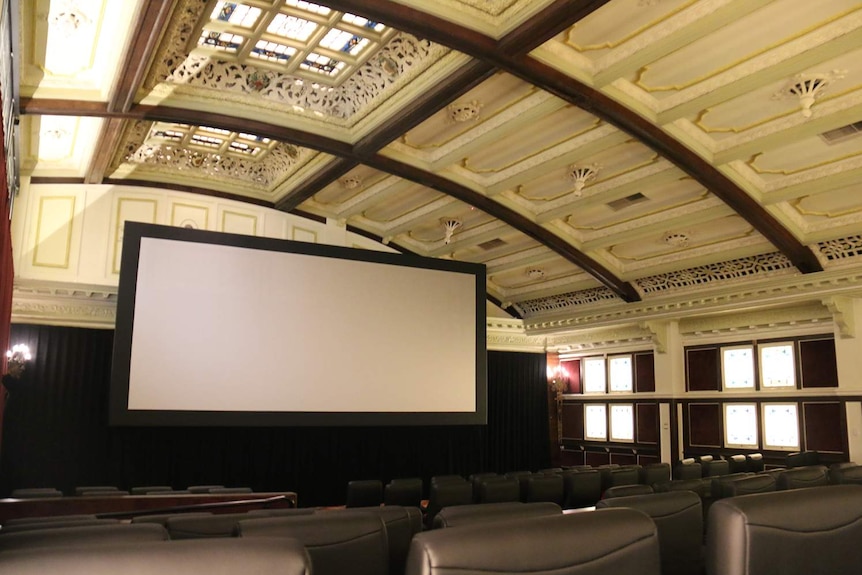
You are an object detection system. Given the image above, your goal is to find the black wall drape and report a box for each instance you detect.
[0,324,549,506]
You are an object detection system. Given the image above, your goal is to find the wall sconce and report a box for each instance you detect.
[6,344,32,379]
[547,364,570,394]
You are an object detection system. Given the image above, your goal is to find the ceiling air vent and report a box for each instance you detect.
[820,121,862,144]
[607,192,648,211]
[477,238,507,251]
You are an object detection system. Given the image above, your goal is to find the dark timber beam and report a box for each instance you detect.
[83,0,174,184]
[323,0,823,274]
[275,157,358,212]
[20,0,642,301]
[367,155,641,302]
[109,0,175,114]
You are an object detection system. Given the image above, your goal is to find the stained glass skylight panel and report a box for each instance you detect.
[301,53,344,77]
[190,133,225,149]
[285,0,331,16]
[268,14,319,42]
[151,128,184,143]
[193,0,397,86]
[341,13,386,33]
[213,2,262,28]
[252,41,297,63]
[145,123,277,162]
[319,28,370,56]
[199,30,244,54]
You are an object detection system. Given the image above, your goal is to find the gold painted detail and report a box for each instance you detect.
[746,149,862,176]
[634,6,862,92]
[564,0,698,52]
[32,195,76,269]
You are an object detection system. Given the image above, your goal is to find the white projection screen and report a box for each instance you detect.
[110,222,487,426]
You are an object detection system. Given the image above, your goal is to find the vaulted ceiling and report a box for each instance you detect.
[13,0,862,348]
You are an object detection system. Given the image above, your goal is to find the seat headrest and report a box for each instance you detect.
[0,536,311,575]
[408,508,659,575]
[433,502,561,529]
[0,523,168,553]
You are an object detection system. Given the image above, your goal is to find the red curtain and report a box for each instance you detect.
[0,105,13,448]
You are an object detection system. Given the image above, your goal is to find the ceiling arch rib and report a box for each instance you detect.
[321,0,823,275]
[19,0,636,305]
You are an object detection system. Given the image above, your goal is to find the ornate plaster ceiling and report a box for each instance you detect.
[12,0,862,346]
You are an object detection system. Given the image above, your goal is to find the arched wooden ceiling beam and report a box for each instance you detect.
[21,95,641,301]
[321,0,823,274]
[20,0,642,302]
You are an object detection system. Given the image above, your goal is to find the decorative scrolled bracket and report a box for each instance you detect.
[639,320,668,354]
[823,296,856,339]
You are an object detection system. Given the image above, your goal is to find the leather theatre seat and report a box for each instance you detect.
[706,485,862,575]
[0,537,311,575]
[407,508,660,575]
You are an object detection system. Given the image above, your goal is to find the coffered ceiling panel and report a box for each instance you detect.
[13,0,862,334]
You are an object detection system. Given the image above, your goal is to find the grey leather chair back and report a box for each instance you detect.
[776,465,829,490]
[237,510,388,575]
[706,485,862,575]
[166,512,257,539]
[0,523,168,553]
[407,508,660,575]
[433,501,561,529]
[0,537,311,575]
[597,490,703,575]
[721,474,776,498]
[602,484,654,499]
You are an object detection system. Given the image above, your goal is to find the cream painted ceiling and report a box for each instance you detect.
[13,0,862,346]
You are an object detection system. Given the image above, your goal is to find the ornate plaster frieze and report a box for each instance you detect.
[144,0,207,91]
[523,268,862,335]
[515,287,621,317]
[12,283,117,328]
[634,252,795,295]
[550,324,655,353]
[819,235,862,265]
[679,301,832,336]
[109,121,315,193]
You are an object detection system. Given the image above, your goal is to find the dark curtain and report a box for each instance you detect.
[0,324,549,505]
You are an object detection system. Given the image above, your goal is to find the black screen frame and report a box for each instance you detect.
[109,222,487,427]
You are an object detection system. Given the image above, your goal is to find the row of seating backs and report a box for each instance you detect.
[0,505,421,575]
[9,485,252,498]
[5,485,860,575]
